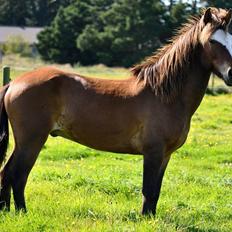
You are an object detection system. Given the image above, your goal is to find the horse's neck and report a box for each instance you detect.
[181,53,211,117]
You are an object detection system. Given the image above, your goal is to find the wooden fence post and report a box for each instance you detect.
[2,66,10,85]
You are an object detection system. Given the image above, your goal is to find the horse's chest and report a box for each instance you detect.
[166,120,190,153]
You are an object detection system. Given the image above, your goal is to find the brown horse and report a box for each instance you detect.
[0,7,232,215]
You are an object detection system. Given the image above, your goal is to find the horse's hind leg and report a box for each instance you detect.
[1,128,49,211]
[0,155,14,210]
[11,131,49,211]
[0,135,48,211]
[0,177,11,211]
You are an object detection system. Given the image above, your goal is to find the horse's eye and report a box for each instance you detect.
[209,39,216,44]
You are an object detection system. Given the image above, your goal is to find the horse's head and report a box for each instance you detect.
[200,8,232,86]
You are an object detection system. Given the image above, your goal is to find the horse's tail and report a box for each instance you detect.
[0,84,9,167]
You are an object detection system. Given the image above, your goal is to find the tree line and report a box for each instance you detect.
[0,0,231,67]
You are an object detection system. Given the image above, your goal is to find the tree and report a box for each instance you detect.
[77,0,168,66]
[26,0,73,26]
[37,5,83,64]
[37,0,109,65]
[37,0,114,65]
[37,0,198,66]
[0,0,29,26]
[0,0,73,26]
[201,0,232,9]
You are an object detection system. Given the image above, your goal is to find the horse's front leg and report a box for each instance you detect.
[142,148,170,215]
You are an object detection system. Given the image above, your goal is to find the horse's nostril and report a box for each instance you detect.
[228,68,232,78]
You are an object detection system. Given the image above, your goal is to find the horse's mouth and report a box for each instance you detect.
[224,77,232,86]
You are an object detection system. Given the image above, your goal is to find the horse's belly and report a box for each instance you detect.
[50,116,140,154]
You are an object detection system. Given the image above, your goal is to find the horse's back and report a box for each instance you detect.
[4,67,146,153]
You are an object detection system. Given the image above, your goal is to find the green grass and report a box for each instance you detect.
[0,57,231,231]
[0,55,129,81]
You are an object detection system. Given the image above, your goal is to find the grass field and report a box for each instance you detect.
[0,56,231,231]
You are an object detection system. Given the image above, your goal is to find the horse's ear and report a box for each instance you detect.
[225,9,232,26]
[203,8,212,24]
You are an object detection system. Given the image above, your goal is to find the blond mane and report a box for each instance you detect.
[131,16,205,100]
[131,8,232,101]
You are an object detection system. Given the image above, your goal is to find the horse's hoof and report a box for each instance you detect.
[141,208,156,216]
[15,207,27,213]
[0,201,10,211]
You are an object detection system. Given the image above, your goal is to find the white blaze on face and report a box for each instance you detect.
[210,29,232,56]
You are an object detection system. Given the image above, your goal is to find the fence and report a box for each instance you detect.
[2,66,10,85]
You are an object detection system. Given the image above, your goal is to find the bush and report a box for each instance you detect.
[1,35,32,57]
[37,0,174,67]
